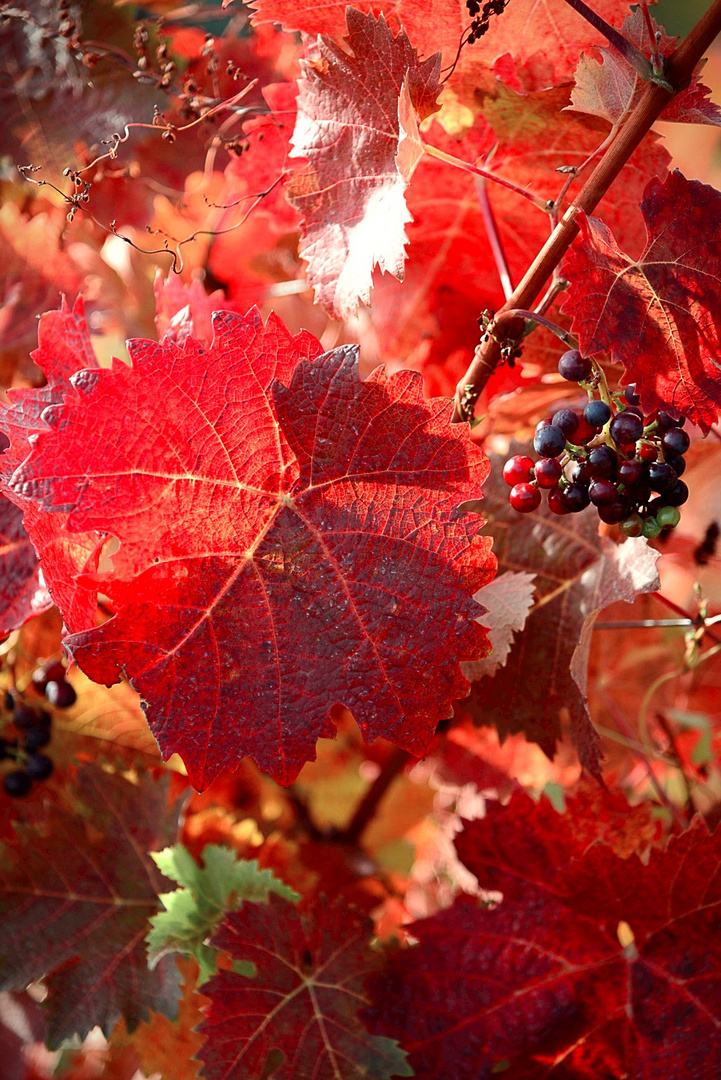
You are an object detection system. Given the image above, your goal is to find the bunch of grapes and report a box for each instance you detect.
[504,350,689,538]
[1,659,77,797]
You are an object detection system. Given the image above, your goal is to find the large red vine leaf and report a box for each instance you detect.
[460,453,659,776]
[287,8,440,318]
[250,0,633,99]
[569,8,721,128]
[198,894,412,1079]
[366,798,721,1079]
[10,308,495,789]
[0,493,52,637]
[0,765,184,1049]
[561,170,721,432]
[0,297,103,633]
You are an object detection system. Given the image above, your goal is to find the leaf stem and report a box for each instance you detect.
[452,0,721,422]
[424,142,547,210]
[491,308,578,348]
[476,177,514,300]
[559,0,659,83]
[340,747,413,845]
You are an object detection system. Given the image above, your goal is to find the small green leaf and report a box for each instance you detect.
[146,844,299,983]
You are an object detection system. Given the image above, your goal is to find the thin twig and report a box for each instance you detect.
[424,143,547,210]
[340,747,413,845]
[560,0,667,85]
[475,177,514,299]
[491,308,578,348]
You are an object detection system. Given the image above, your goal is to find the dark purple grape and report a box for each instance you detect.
[45,680,77,708]
[3,770,31,798]
[25,753,53,781]
[624,383,640,406]
[558,350,592,382]
[589,479,618,506]
[658,411,685,429]
[587,446,618,479]
[24,727,51,753]
[609,411,643,446]
[533,424,566,458]
[533,458,563,487]
[547,487,570,515]
[13,705,39,732]
[598,499,631,524]
[626,485,652,508]
[570,460,594,486]
[31,661,67,693]
[583,399,611,427]
[647,462,677,492]
[561,483,591,512]
[551,409,580,438]
[3,690,14,712]
[664,480,689,507]
[661,428,691,456]
[617,459,645,488]
[665,454,686,478]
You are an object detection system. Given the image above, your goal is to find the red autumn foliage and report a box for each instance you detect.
[0,1,720,1077]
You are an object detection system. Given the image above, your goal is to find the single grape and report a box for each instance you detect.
[25,753,54,781]
[561,483,591,512]
[609,411,643,446]
[665,454,686,478]
[503,455,535,486]
[24,727,51,753]
[657,411,685,429]
[647,462,677,492]
[583,399,611,427]
[664,480,689,507]
[13,705,39,732]
[587,446,618,479]
[637,441,658,463]
[574,416,598,443]
[657,506,681,528]
[45,680,77,708]
[589,479,618,506]
[617,459,645,488]
[624,383,641,405]
[642,517,663,539]
[534,457,563,488]
[547,487,570,515]
[626,484,652,508]
[32,660,67,692]
[598,499,631,524]
[533,424,566,458]
[3,770,31,798]
[551,409,580,438]
[570,460,594,486]
[661,428,691,456]
[509,483,542,513]
[620,513,644,537]
[3,690,14,712]
[558,350,592,382]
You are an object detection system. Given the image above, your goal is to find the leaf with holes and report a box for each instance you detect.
[287,8,440,318]
[10,308,495,790]
[198,894,412,1080]
[0,493,51,636]
[366,800,720,1079]
[0,764,183,1048]
[562,171,721,431]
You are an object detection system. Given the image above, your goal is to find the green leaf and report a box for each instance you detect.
[146,844,299,984]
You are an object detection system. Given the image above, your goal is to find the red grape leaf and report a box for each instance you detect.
[0,297,103,633]
[366,803,720,1079]
[250,0,633,99]
[561,171,721,431]
[287,8,441,318]
[198,894,412,1079]
[460,454,660,777]
[569,9,721,127]
[461,570,536,682]
[0,493,52,637]
[369,84,667,377]
[0,764,184,1048]
[10,308,495,789]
